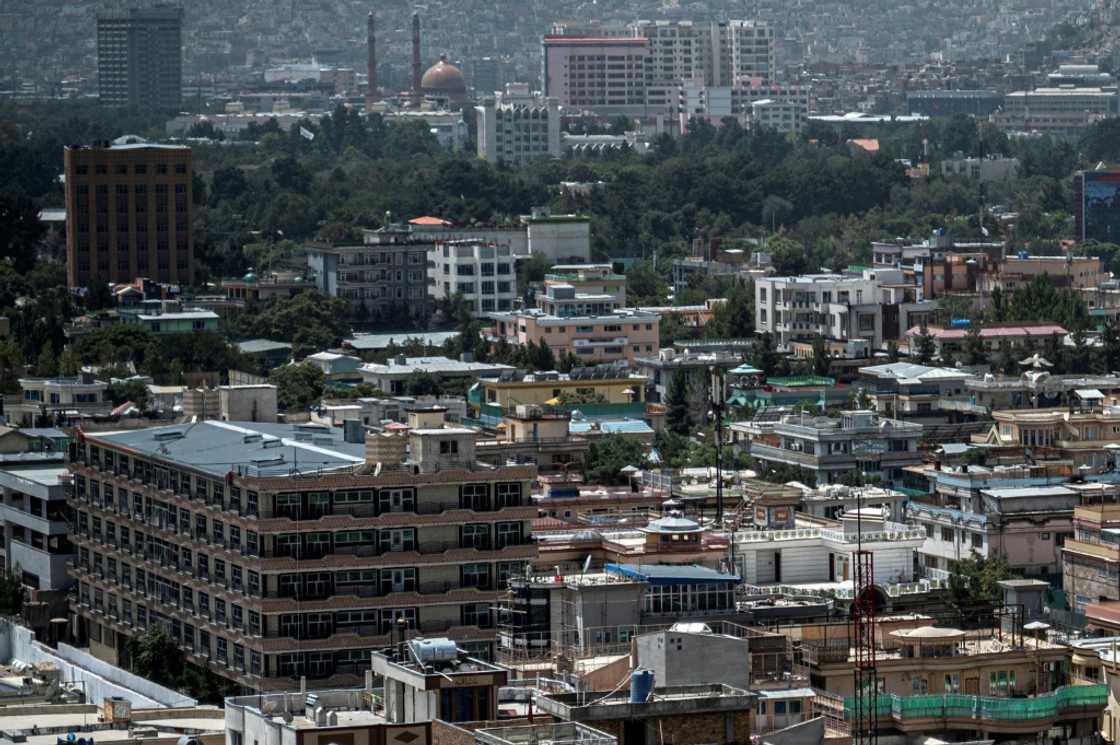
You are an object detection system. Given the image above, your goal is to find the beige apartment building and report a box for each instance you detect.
[541,36,651,112]
[67,418,536,690]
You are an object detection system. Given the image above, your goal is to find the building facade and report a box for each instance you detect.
[541,36,651,112]
[63,139,193,288]
[306,226,430,318]
[67,421,537,690]
[754,274,883,350]
[96,5,183,112]
[475,97,562,166]
[429,241,519,316]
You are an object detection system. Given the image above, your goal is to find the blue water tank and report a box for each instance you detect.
[631,668,654,703]
[1019,250,1030,259]
[950,319,972,328]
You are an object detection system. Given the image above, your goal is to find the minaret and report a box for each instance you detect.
[411,11,422,104]
[365,11,378,108]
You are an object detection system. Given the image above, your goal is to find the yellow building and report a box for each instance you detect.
[476,374,645,410]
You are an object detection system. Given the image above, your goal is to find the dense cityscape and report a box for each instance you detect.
[2,2,1120,745]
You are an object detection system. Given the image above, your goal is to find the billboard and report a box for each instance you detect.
[1083,170,1120,243]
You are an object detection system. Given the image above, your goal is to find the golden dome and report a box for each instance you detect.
[421,54,467,94]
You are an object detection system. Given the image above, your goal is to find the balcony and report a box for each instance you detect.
[844,684,1107,733]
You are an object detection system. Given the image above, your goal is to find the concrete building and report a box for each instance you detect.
[68,420,537,689]
[303,352,363,379]
[906,89,1002,117]
[743,409,923,486]
[1063,501,1120,613]
[487,285,660,365]
[982,255,1106,293]
[96,5,182,112]
[358,356,515,395]
[315,396,467,427]
[803,618,1105,740]
[906,323,1068,360]
[128,309,219,334]
[0,463,73,592]
[429,241,519,316]
[8,375,112,427]
[306,226,431,319]
[406,209,592,265]
[941,156,1021,182]
[858,362,975,418]
[372,638,508,723]
[475,96,561,166]
[632,347,743,404]
[633,20,774,86]
[754,273,884,350]
[63,138,192,288]
[995,87,1119,136]
[541,36,651,113]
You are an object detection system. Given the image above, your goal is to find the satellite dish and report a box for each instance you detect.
[374,462,382,477]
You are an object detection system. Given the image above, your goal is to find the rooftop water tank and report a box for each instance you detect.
[410,638,459,664]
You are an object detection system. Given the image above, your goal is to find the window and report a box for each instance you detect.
[461,562,491,589]
[944,674,960,693]
[461,524,490,550]
[460,483,490,511]
[989,670,1015,696]
[941,527,954,542]
[496,522,523,548]
[912,676,928,694]
[440,440,459,455]
[1040,532,1051,540]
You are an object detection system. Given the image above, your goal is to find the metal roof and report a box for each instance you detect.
[237,339,293,354]
[345,331,460,351]
[606,563,739,584]
[980,485,1078,499]
[84,420,365,478]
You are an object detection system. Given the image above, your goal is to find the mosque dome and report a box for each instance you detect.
[421,54,467,100]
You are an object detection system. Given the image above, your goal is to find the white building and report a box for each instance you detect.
[633,19,774,86]
[941,156,1021,182]
[733,509,925,586]
[0,464,73,591]
[429,240,519,316]
[475,96,561,166]
[995,87,1119,135]
[754,273,884,349]
[407,208,591,265]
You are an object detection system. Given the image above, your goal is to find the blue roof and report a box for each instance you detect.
[570,418,654,436]
[606,563,739,585]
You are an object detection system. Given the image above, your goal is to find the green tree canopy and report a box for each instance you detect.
[270,362,326,411]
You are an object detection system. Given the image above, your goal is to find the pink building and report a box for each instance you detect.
[488,280,660,363]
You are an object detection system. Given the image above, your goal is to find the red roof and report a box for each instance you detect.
[409,216,452,227]
[847,138,880,153]
[906,324,1067,340]
[533,516,575,531]
[1085,601,1120,627]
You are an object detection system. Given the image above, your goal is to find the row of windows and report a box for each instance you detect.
[72,163,187,176]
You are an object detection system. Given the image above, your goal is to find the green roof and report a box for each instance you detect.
[766,376,836,388]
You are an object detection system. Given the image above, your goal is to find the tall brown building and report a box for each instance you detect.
[64,139,193,288]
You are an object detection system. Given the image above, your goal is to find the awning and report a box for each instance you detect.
[1076,389,1105,400]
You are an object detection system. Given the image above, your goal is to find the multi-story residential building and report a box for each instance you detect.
[632,20,774,86]
[67,420,537,690]
[981,255,1106,293]
[754,273,884,350]
[305,225,430,318]
[963,372,1120,413]
[0,459,74,593]
[995,87,1118,136]
[1063,499,1120,613]
[857,362,975,419]
[541,264,626,303]
[406,208,592,265]
[126,308,219,334]
[96,5,182,112]
[7,375,113,427]
[470,366,647,424]
[632,347,744,404]
[742,410,922,486]
[908,481,1078,580]
[63,138,193,288]
[487,282,659,364]
[475,96,562,166]
[941,156,1021,182]
[804,618,1105,740]
[428,241,519,316]
[1075,168,1120,244]
[221,271,316,305]
[979,407,1120,468]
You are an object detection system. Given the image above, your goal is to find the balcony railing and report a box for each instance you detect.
[844,684,1106,726]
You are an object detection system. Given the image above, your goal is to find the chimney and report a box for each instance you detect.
[366,11,378,108]
[411,12,422,101]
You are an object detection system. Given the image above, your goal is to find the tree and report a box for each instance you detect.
[141,340,167,379]
[749,332,779,377]
[997,341,1017,375]
[108,379,149,409]
[83,280,113,311]
[406,372,441,397]
[665,368,692,436]
[0,571,23,615]
[34,341,57,377]
[811,335,831,376]
[0,194,45,273]
[126,625,184,688]
[271,156,312,193]
[886,341,900,363]
[948,551,1017,618]
[270,362,326,411]
[963,325,985,366]
[914,323,936,365]
[0,338,24,392]
[585,435,647,485]
[58,346,80,377]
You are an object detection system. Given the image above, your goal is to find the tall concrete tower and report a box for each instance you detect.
[411,11,422,101]
[365,11,378,108]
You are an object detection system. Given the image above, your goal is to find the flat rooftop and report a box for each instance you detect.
[83,420,365,477]
[0,466,69,488]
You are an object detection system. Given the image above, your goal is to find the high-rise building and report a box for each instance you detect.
[67,418,537,690]
[633,20,774,86]
[63,137,193,288]
[96,5,183,112]
[542,36,651,112]
[475,95,561,166]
